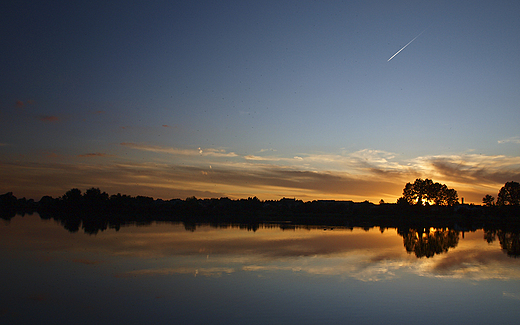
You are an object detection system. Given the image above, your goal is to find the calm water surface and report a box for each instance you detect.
[1,213,520,324]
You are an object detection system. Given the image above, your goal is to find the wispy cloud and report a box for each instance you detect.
[2,144,519,203]
[72,259,104,265]
[498,136,520,144]
[410,154,520,185]
[78,153,108,158]
[15,99,35,108]
[121,142,238,157]
[0,160,397,201]
[243,155,302,162]
[244,155,272,161]
[44,151,63,159]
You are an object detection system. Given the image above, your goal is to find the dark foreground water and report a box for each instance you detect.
[1,213,520,324]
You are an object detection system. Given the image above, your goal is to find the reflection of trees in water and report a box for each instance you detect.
[484,230,520,258]
[398,228,460,258]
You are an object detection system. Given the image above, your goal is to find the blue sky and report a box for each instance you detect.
[1,0,520,203]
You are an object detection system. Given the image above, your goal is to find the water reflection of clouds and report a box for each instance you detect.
[4,216,520,283]
[294,258,408,282]
[114,257,411,283]
[68,226,404,260]
[105,226,413,282]
[417,249,520,280]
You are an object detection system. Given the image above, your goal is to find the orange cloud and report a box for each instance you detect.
[1,146,519,204]
[15,100,23,108]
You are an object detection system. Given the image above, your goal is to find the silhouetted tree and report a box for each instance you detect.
[396,197,409,205]
[496,181,520,206]
[402,180,423,205]
[400,179,458,206]
[0,192,17,219]
[0,192,17,206]
[482,194,495,207]
[61,188,83,209]
[38,195,58,215]
[83,187,109,211]
[62,188,82,202]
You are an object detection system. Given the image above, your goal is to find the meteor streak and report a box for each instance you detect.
[387,28,427,61]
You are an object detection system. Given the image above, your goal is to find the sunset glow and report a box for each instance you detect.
[1,1,519,203]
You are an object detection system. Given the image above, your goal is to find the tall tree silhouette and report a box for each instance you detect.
[400,179,458,206]
[496,181,520,206]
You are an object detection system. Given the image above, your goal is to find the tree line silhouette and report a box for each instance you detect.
[1,179,519,233]
[2,179,519,220]
[2,180,519,258]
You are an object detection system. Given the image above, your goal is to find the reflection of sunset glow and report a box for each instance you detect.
[3,214,520,283]
[3,214,520,323]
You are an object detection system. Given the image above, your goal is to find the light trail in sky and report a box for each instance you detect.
[387,28,428,61]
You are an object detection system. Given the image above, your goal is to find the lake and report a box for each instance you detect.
[1,213,520,324]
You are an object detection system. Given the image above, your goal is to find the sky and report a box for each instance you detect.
[1,0,520,203]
